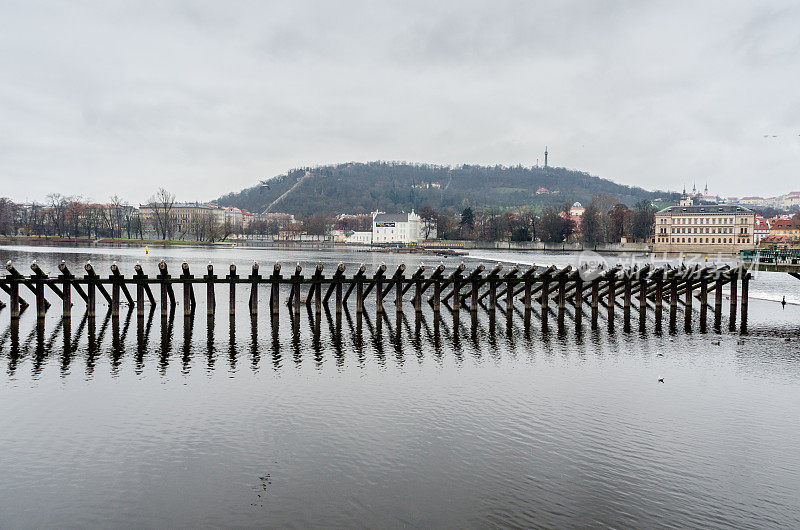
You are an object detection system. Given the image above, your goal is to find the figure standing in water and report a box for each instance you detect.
[782,296,787,309]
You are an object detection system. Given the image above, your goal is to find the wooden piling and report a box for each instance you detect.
[7,262,49,309]
[668,270,678,326]
[206,263,217,316]
[85,262,112,305]
[607,273,616,329]
[714,273,723,328]
[684,269,694,329]
[412,265,425,313]
[35,273,45,319]
[623,274,632,327]
[638,275,647,329]
[59,261,87,304]
[249,262,260,316]
[133,264,153,317]
[574,274,584,328]
[270,263,282,315]
[228,264,238,316]
[59,262,72,319]
[344,264,366,312]
[110,263,134,306]
[111,269,120,318]
[591,277,600,329]
[653,270,663,326]
[392,264,402,312]
[10,279,19,319]
[87,272,96,318]
[558,273,567,325]
[729,268,738,330]
[292,264,302,316]
[699,273,708,328]
[310,263,323,314]
[182,262,196,317]
[740,272,749,331]
[157,261,170,316]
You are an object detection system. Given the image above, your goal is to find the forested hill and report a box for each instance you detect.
[217,162,676,215]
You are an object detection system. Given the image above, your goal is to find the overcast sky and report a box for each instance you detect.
[1,0,798,204]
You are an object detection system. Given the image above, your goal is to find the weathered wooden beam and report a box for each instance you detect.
[419,263,445,297]
[343,264,366,304]
[7,262,50,309]
[324,262,346,305]
[31,261,64,300]
[110,263,134,306]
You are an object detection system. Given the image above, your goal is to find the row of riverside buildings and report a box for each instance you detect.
[137,202,295,234]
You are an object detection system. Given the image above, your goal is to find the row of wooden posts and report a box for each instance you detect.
[0,260,751,332]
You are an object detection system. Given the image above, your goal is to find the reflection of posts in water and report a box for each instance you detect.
[62,314,71,354]
[250,314,260,370]
[207,313,215,368]
[228,313,237,370]
[271,314,281,369]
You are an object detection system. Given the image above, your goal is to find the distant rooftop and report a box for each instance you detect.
[656,204,753,215]
[374,213,410,223]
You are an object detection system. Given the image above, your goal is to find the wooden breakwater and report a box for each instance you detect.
[0,260,753,333]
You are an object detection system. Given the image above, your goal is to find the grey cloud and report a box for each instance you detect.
[0,0,799,204]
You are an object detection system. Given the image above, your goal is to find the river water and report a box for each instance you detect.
[1,244,799,528]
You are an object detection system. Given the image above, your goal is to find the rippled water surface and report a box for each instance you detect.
[1,244,799,528]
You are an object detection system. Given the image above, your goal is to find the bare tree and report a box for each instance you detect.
[147,188,176,240]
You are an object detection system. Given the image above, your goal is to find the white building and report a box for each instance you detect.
[223,206,243,228]
[345,231,372,245]
[372,211,434,244]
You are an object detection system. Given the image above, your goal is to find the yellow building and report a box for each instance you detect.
[653,203,755,254]
[139,202,225,237]
[768,218,800,239]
